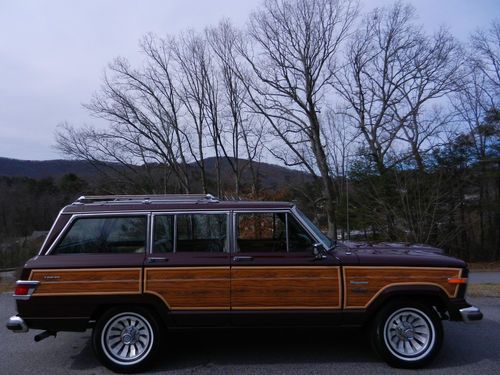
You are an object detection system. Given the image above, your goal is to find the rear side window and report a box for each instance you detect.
[153,213,228,253]
[52,216,147,254]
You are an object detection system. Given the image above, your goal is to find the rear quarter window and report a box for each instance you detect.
[51,216,147,254]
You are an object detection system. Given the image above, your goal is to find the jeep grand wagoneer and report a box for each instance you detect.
[6,195,482,372]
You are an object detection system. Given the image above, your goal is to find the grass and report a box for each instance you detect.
[468,262,500,272]
[0,270,17,293]
[467,283,500,298]
[0,280,14,293]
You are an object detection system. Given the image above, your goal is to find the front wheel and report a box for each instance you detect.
[92,307,160,373]
[371,301,443,368]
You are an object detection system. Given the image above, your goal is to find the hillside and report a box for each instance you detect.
[0,157,101,179]
[0,156,314,189]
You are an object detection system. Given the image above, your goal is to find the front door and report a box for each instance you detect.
[231,211,341,324]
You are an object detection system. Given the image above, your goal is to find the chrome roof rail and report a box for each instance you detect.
[73,194,219,205]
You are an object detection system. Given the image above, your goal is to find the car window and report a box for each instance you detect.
[153,215,174,253]
[153,213,228,253]
[287,214,315,252]
[52,216,146,254]
[236,212,314,253]
[238,212,286,241]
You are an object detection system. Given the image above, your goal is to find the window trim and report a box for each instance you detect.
[46,212,151,255]
[44,208,328,256]
[233,209,322,254]
[38,210,63,256]
[150,211,231,254]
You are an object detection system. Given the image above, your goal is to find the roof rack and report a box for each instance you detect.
[73,194,219,205]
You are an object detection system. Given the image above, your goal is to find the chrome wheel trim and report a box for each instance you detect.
[383,307,435,362]
[101,312,154,366]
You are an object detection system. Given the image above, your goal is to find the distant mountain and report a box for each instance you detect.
[0,157,101,179]
[0,156,315,189]
[202,157,314,189]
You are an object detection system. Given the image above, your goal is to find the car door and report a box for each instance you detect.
[144,211,231,326]
[230,210,342,325]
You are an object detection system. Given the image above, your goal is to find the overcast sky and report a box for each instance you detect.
[0,0,498,161]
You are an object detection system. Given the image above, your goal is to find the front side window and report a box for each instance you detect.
[153,213,228,253]
[236,212,314,253]
[294,208,333,248]
[52,216,146,254]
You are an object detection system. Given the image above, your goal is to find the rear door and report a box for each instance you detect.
[144,211,230,325]
[230,210,341,324]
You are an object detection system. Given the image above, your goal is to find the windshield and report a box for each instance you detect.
[294,208,333,249]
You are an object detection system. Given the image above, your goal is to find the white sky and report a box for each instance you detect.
[0,0,498,160]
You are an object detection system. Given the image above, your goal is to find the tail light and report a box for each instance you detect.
[13,281,40,300]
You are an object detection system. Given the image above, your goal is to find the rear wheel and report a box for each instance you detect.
[371,301,443,368]
[92,307,160,373]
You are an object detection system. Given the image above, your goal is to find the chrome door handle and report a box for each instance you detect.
[147,257,168,263]
[233,256,254,262]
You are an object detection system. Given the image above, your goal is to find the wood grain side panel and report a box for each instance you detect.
[144,267,230,310]
[343,267,462,309]
[231,266,341,309]
[29,268,142,295]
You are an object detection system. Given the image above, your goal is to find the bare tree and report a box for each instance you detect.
[471,20,500,93]
[207,21,246,196]
[334,3,424,175]
[324,109,358,238]
[450,22,500,258]
[171,31,218,193]
[393,27,463,171]
[55,122,158,193]
[239,0,358,238]
[56,35,198,193]
[206,20,270,198]
[334,3,464,239]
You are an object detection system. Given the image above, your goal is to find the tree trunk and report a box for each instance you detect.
[309,111,337,240]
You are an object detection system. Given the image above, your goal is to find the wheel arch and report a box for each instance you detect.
[90,293,171,328]
[363,284,451,326]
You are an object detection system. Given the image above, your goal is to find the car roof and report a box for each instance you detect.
[61,195,294,214]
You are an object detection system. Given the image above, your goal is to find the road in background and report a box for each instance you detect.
[469,272,500,284]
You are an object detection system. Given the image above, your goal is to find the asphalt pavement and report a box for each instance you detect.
[1,293,499,375]
[468,271,500,284]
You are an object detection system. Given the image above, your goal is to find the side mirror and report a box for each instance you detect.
[313,243,327,260]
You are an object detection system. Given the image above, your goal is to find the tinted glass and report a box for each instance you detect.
[237,212,313,253]
[176,214,227,252]
[294,208,332,248]
[287,214,314,252]
[238,212,285,240]
[52,216,146,254]
[153,215,174,253]
[153,213,228,253]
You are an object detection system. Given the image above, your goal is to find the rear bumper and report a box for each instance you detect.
[459,306,483,323]
[6,315,28,333]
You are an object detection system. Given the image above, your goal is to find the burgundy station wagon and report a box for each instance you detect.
[6,194,482,372]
